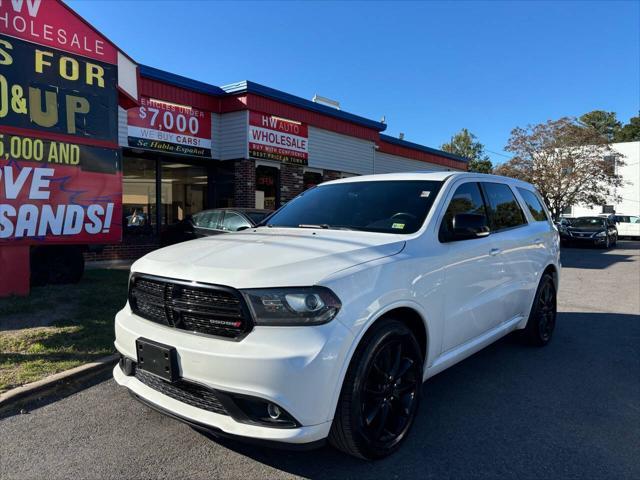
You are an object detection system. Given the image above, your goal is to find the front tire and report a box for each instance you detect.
[329,319,423,459]
[521,273,557,346]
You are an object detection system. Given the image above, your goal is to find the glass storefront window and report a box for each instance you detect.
[256,165,279,209]
[123,156,157,238]
[160,162,208,227]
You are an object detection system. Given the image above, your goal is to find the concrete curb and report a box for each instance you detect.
[0,353,119,412]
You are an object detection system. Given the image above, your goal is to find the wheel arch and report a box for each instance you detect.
[542,263,559,290]
[327,302,431,423]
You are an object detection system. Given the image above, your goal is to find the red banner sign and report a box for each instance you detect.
[0,1,122,246]
[249,111,308,165]
[127,97,212,158]
[0,133,122,245]
[0,0,117,64]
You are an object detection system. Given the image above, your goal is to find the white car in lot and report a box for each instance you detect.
[114,172,560,459]
[613,215,640,239]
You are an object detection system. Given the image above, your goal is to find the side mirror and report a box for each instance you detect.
[236,225,250,232]
[451,213,490,241]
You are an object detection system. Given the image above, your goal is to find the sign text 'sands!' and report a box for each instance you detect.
[0,0,122,245]
[249,112,308,165]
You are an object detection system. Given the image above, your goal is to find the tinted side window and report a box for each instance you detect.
[221,212,250,232]
[482,183,527,231]
[439,182,488,241]
[517,187,548,222]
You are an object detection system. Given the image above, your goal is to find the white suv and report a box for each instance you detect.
[114,172,560,459]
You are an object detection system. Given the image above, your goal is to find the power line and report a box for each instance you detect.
[486,149,511,159]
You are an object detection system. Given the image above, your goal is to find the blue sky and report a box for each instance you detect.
[67,0,639,164]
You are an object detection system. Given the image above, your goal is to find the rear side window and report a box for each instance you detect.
[482,182,527,231]
[193,211,222,229]
[517,187,549,222]
[220,212,250,232]
[439,182,487,240]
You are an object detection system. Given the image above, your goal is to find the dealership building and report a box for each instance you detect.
[0,0,468,277]
[107,66,468,259]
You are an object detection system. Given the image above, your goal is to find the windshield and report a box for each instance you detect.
[264,180,443,234]
[571,217,605,228]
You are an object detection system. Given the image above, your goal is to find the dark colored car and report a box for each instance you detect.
[559,216,618,248]
[161,208,272,245]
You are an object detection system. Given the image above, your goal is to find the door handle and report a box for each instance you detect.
[490,248,501,256]
[533,238,543,244]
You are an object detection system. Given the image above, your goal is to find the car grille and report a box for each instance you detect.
[134,368,228,416]
[129,275,252,339]
[570,231,594,238]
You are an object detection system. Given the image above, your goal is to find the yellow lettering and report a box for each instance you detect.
[48,142,59,163]
[35,49,53,73]
[0,39,13,66]
[65,95,89,134]
[70,144,80,164]
[86,63,104,88]
[59,56,79,81]
[29,87,58,127]
[59,142,70,163]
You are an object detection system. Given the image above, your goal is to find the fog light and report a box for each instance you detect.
[267,403,281,420]
[228,395,299,428]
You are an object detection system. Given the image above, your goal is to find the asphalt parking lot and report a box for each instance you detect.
[2,241,639,480]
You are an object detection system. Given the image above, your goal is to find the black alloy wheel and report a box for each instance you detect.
[329,320,423,459]
[522,273,557,346]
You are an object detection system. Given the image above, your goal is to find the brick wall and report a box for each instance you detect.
[280,163,304,203]
[83,243,159,262]
[234,159,256,208]
[323,169,343,182]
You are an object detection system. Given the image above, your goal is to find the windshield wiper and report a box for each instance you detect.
[298,224,330,229]
[298,224,355,231]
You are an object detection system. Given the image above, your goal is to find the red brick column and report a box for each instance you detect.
[234,159,256,208]
[280,163,304,203]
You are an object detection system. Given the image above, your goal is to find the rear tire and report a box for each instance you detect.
[521,273,557,346]
[329,319,423,459]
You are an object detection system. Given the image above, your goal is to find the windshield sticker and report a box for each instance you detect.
[392,223,406,229]
[420,191,431,198]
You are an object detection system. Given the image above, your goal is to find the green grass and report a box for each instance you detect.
[0,269,129,393]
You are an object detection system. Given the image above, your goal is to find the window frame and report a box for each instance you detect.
[219,210,251,232]
[192,210,223,231]
[437,181,491,243]
[479,182,529,233]
[516,186,550,223]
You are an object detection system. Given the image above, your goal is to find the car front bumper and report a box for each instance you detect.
[560,234,605,245]
[113,305,354,444]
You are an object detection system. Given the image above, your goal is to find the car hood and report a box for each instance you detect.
[131,228,406,288]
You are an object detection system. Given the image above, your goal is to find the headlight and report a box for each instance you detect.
[242,287,341,326]
[595,231,606,237]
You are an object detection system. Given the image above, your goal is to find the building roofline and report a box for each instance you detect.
[379,134,469,163]
[139,64,227,96]
[221,81,387,132]
[138,65,387,132]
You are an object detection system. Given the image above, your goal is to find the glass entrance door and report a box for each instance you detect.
[160,162,208,226]
[255,165,280,209]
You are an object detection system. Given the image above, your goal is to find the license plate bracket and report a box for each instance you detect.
[136,338,178,382]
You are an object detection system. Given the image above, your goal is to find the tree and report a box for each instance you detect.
[614,115,640,142]
[495,117,624,220]
[578,110,621,142]
[441,128,493,173]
